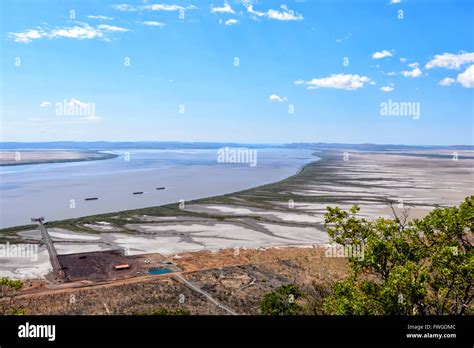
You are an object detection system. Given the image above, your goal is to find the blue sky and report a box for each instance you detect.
[1,0,473,145]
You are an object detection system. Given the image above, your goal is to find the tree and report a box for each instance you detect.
[260,284,304,315]
[0,277,25,315]
[322,196,473,315]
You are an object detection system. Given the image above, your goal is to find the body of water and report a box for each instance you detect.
[0,148,317,228]
[148,268,173,275]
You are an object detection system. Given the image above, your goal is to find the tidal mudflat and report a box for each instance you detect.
[0,150,116,166]
[2,148,472,279]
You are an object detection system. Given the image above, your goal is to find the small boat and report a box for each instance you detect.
[85,197,99,201]
[133,191,144,195]
[156,187,166,190]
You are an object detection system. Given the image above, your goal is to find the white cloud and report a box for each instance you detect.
[386,72,397,76]
[402,67,422,78]
[40,101,51,107]
[67,98,88,108]
[114,3,197,12]
[50,24,103,40]
[246,5,266,17]
[390,0,402,4]
[380,86,394,92]
[296,74,372,90]
[9,22,129,43]
[457,65,474,88]
[438,77,455,86]
[372,50,393,59]
[425,52,474,70]
[8,29,47,43]
[142,21,166,27]
[144,4,186,11]
[408,62,419,68]
[269,94,287,102]
[267,5,303,21]
[88,15,113,20]
[225,19,238,26]
[97,24,130,32]
[245,4,303,21]
[400,57,407,63]
[211,2,235,14]
[112,4,138,11]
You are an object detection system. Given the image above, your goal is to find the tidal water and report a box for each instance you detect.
[0,148,317,228]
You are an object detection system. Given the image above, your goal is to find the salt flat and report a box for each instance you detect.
[0,246,52,279]
[186,205,325,223]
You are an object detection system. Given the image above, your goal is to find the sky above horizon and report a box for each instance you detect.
[1,0,473,145]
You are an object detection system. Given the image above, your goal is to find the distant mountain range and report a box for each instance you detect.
[0,141,473,151]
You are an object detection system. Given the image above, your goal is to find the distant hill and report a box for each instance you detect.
[1,141,473,151]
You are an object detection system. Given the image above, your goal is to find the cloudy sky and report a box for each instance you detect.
[1,0,473,145]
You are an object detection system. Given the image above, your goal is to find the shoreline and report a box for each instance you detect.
[0,150,119,167]
[2,148,471,236]
[0,150,320,233]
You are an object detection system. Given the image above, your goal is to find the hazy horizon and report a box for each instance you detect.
[1,140,473,148]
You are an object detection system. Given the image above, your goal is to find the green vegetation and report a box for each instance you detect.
[323,196,473,315]
[260,284,304,315]
[0,277,23,294]
[0,224,38,243]
[0,277,25,315]
[260,197,473,315]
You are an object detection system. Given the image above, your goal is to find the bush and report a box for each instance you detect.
[0,277,24,315]
[260,284,304,315]
[322,196,473,315]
